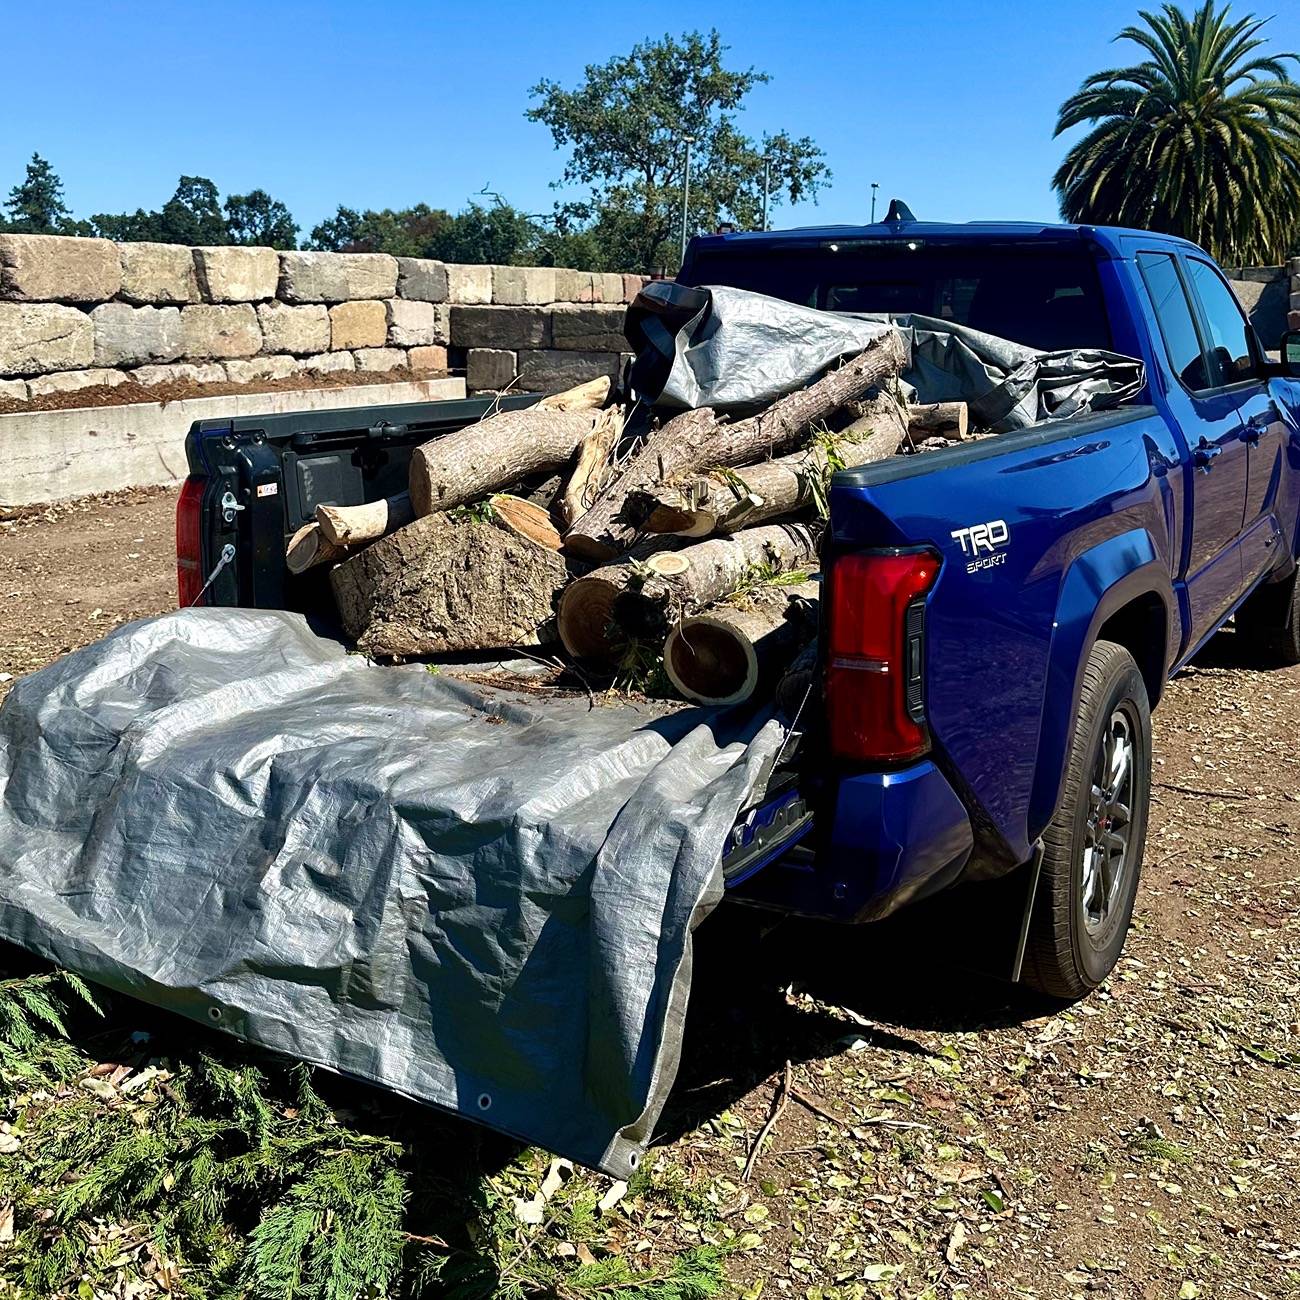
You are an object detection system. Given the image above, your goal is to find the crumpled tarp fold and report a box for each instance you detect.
[627,282,1144,431]
[0,609,784,1175]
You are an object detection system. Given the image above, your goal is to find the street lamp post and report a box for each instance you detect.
[680,135,696,265]
[871,181,880,223]
[761,155,771,231]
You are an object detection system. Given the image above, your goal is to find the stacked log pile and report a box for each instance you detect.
[292,329,976,707]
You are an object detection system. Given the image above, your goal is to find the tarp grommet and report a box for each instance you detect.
[477,1092,492,1111]
[207,1006,223,1022]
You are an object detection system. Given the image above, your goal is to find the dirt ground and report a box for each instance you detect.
[1,488,1297,1298]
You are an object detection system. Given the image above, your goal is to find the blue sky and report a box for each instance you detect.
[3,0,1295,238]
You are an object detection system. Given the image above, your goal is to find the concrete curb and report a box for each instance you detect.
[1,377,467,506]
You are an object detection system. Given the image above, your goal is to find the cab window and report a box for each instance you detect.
[1185,258,1259,388]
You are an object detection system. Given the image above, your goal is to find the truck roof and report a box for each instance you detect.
[688,220,1204,260]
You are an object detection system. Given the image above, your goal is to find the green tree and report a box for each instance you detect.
[3,153,87,234]
[308,200,541,264]
[224,188,298,248]
[92,175,231,245]
[527,30,830,271]
[1053,1,1300,265]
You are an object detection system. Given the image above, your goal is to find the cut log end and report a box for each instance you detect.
[490,494,563,550]
[664,614,760,706]
[557,574,623,660]
[286,522,346,574]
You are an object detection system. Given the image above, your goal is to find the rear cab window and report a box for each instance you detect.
[679,240,1113,353]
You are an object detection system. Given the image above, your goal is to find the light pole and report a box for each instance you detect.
[871,181,880,223]
[761,155,772,231]
[680,134,696,265]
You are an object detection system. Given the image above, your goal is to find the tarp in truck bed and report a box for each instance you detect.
[0,609,784,1175]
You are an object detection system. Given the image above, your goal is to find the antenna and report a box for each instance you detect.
[884,198,917,224]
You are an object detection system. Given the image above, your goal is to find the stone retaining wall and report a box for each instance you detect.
[1225,260,1300,348]
[0,234,650,402]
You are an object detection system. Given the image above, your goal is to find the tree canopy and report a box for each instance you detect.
[1,154,87,235]
[1054,0,1300,264]
[527,30,830,271]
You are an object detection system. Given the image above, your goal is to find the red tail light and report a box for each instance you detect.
[176,475,206,606]
[826,550,940,763]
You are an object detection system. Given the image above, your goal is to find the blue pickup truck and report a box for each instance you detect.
[179,219,1300,1003]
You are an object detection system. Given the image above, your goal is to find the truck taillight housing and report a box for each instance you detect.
[176,475,206,607]
[826,549,940,763]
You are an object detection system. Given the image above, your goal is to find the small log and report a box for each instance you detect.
[907,401,968,441]
[640,394,907,536]
[490,493,562,550]
[557,406,625,528]
[564,328,907,560]
[316,492,415,547]
[557,523,819,661]
[664,581,819,706]
[330,512,569,657]
[537,376,612,412]
[286,522,346,574]
[409,408,597,517]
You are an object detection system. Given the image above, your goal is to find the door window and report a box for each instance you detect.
[1137,252,1209,391]
[1185,258,1260,388]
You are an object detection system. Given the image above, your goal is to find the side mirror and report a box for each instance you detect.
[1281,330,1300,379]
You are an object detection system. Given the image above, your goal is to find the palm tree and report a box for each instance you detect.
[1054,1,1300,265]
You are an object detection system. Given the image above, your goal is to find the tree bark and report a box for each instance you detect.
[638,395,907,536]
[908,401,968,441]
[557,522,819,660]
[408,408,596,517]
[286,522,346,574]
[316,492,415,547]
[556,406,625,528]
[330,512,569,657]
[663,581,819,705]
[774,639,818,721]
[563,328,906,560]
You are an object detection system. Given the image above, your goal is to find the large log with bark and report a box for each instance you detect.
[663,580,819,705]
[330,512,569,657]
[408,408,597,517]
[557,522,819,661]
[563,328,907,560]
[638,394,907,536]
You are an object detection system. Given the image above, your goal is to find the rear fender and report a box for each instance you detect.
[1027,528,1172,838]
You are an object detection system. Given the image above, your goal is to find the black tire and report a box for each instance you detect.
[1235,569,1300,666]
[1021,640,1151,1000]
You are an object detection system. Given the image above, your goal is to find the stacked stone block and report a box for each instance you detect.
[0,231,652,402]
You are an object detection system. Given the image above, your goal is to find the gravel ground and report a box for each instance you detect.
[1,489,1297,1298]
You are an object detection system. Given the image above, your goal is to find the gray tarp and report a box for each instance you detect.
[0,609,783,1176]
[627,282,1144,431]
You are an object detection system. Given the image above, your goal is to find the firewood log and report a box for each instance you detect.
[663,580,819,705]
[774,639,818,721]
[408,408,597,517]
[563,328,907,560]
[316,492,415,547]
[907,401,968,441]
[330,512,569,657]
[286,522,346,574]
[536,376,611,412]
[557,406,625,528]
[557,523,819,661]
[638,394,907,536]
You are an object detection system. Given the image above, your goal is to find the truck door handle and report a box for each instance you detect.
[1193,438,1222,470]
[1243,428,1261,446]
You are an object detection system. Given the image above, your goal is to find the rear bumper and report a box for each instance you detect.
[728,760,973,923]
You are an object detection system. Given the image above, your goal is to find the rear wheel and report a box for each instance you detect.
[1235,569,1300,665]
[1021,640,1151,1000]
